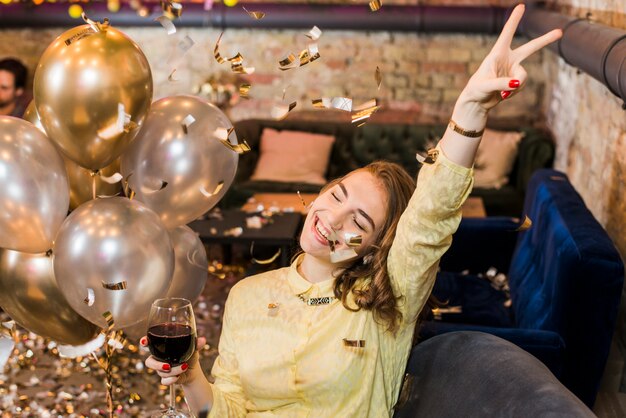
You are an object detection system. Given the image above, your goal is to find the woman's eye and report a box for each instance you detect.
[331,192,341,202]
[353,216,365,231]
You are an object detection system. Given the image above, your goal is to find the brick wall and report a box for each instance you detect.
[541,0,626,390]
[0,18,545,125]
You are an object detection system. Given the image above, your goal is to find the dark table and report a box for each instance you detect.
[189,210,303,267]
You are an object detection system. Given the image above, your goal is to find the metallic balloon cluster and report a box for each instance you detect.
[0,18,239,361]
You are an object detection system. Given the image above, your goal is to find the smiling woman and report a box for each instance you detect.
[141,4,563,417]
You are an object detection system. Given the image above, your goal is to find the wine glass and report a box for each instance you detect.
[147,298,197,418]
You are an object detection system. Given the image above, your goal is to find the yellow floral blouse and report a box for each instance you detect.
[207,146,473,417]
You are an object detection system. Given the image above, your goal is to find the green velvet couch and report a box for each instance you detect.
[224,118,555,216]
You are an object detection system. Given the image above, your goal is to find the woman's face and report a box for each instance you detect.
[300,170,387,264]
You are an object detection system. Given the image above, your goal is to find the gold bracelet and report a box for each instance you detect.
[448,119,485,138]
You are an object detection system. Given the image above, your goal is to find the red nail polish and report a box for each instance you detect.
[181,363,189,371]
[140,337,147,346]
[162,363,171,371]
[501,91,512,100]
[509,79,520,88]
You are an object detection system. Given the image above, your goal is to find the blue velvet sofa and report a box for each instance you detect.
[421,169,624,408]
[393,332,595,418]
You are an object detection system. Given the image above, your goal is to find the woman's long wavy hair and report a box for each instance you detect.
[324,161,416,334]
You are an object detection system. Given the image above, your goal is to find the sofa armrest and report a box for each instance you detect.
[440,217,519,274]
[417,321,565,378]
[394,331,591,418]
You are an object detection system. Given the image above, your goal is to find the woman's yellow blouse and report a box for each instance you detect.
[207,146,473,417]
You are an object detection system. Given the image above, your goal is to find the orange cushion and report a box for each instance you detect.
[251,128,335,185]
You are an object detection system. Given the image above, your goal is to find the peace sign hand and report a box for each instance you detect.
[460,4,562,112]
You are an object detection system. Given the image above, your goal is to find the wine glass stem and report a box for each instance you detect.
[169,384,176,411]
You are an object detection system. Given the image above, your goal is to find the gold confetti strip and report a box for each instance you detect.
[297,44,320,67]
[351,99,380,125]
[279,53,297,71]
[297,191,307,207]
[214,33,254,73]
[161,0,183,18]
[344,233,363,248]
[182,114,196,134]
[98,103,133,140]
[140,180,168,194]
[312,97,352,111]
[81,12,110,33]
[514,215,533,232]
[214,127,251,153]
[271,101,297,120]
[415,149,438,165]
[250,242,282,265]
[242,6,265,20]
[227,52,243,65]
[186,249,208,269]
[102,281,127,290]
[155,15,176,35]
[343,338,365,347]
[214,32,226,64]
[432,306,462,319]
[168,68,179,82]
[268,303,279,309]
[200,181,225,198]
[107,331,127,350]
[375,66,382,89]
[102,311,115,332]
[84,288,95,306]
[100,172,123,184]
[225,139,251,154]
[305,25,322,41]
[369,0,382,12]
[178,35,195,54]
[282,84,292,100]
[239,83,251,99]
[231,62,255,74]
[214,127,234,141]
[1,320,16,340]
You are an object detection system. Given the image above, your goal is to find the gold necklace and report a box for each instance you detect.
[296,293,335,306]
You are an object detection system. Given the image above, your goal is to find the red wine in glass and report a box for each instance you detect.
[147,298,197,418]
[147,323,197,365]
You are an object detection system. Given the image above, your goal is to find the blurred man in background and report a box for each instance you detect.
[0,58,29,117]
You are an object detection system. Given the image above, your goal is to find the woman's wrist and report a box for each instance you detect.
[450,91,489,133]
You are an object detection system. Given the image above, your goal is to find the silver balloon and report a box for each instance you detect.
[122,225,208,342]
[166,225,209,302]
[0,249,100,345]
[0,116,69,253]
[53,197,174,329]
[121,95,239,229]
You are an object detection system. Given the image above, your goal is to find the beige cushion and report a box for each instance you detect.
[473,129,524,189]
[251,128,335,185]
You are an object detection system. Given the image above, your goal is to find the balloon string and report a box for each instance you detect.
[91,338,115,418]
[90,170,100,201]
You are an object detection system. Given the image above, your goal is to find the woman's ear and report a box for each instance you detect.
[362,253,373,265]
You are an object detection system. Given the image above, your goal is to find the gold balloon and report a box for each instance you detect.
[66,158,123,210]
[34,24,153,170]
[23,100,124,210]
[0,249,100,345]
[23,100,46,133]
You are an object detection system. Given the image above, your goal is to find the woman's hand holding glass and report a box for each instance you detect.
[142,335,206,386]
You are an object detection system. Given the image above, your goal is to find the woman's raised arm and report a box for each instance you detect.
[440,4,562,168]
